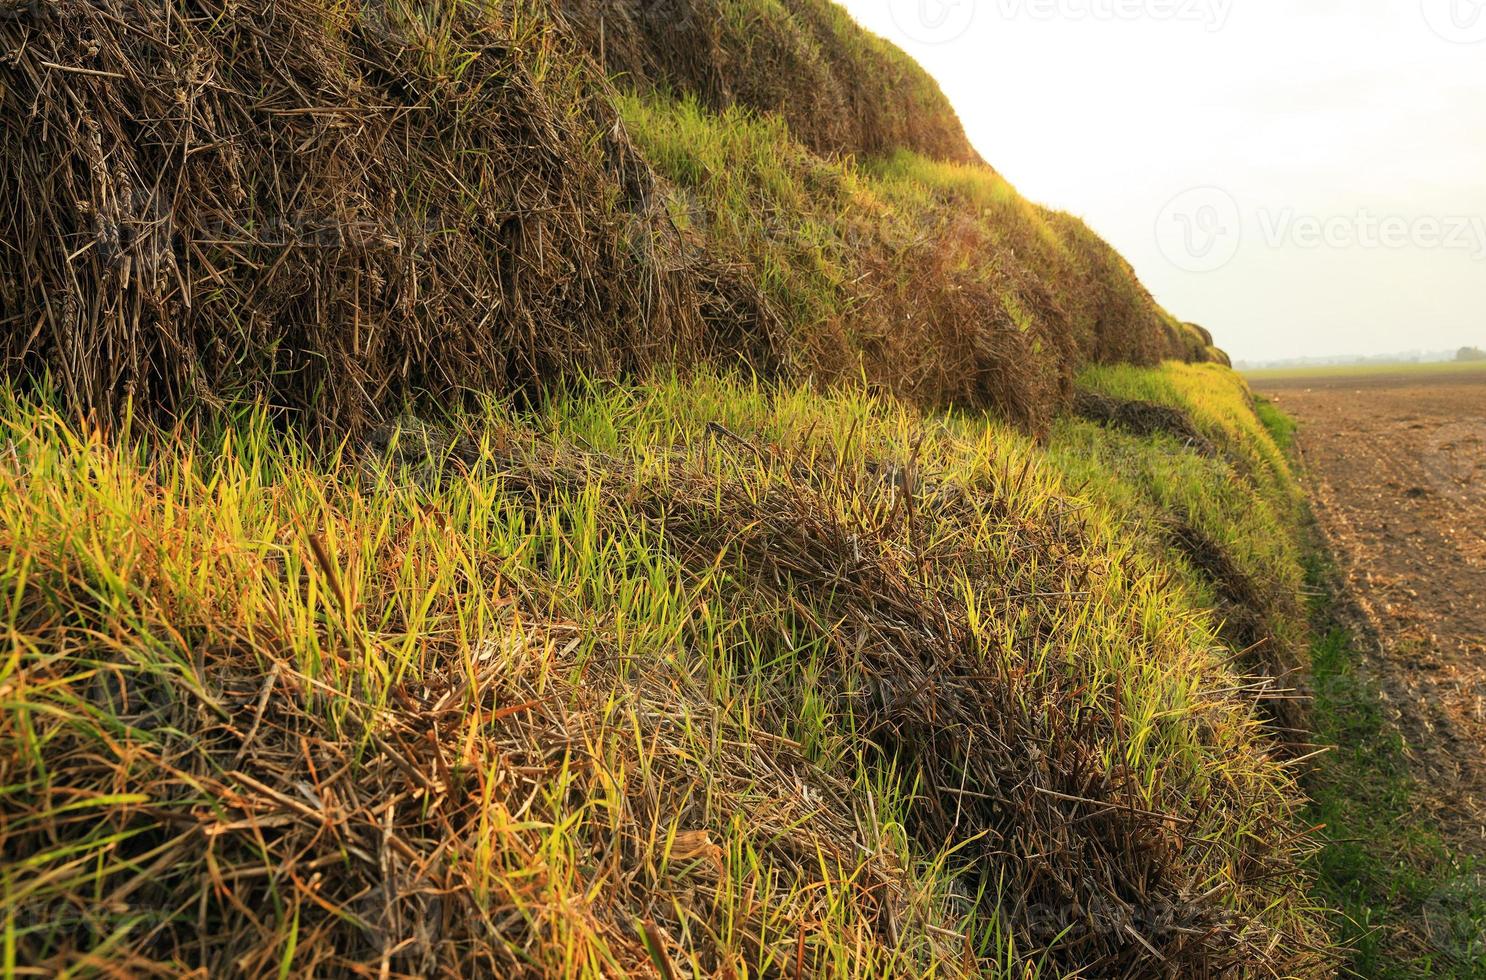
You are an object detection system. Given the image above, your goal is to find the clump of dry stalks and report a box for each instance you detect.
[0,0,770,432]
[8,611,911,976]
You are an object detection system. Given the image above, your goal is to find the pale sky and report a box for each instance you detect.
[836,0,1486,362]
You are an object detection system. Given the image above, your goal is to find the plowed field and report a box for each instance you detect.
[1261,370,1486,852]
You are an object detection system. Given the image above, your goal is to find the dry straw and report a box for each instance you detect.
[0,0,769,433]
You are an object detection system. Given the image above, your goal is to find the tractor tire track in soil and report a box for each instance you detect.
[1260,371,1486,855]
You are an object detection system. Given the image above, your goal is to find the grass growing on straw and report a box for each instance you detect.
[1061,364,1312,744]
[2,369,1329,976]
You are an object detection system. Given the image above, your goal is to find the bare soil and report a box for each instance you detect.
[1260,372,1486,853]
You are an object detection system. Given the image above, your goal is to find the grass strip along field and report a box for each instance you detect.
[0,365,1335,975]
[1301,577,1486,979]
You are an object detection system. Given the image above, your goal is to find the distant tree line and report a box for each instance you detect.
[1459,346,1486,362]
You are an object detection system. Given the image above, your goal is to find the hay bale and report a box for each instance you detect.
[495,438,1302,976]
[555,0,982,164]
[0,0,755,432]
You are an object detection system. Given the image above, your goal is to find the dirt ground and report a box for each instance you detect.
[1259,371,1486,853]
